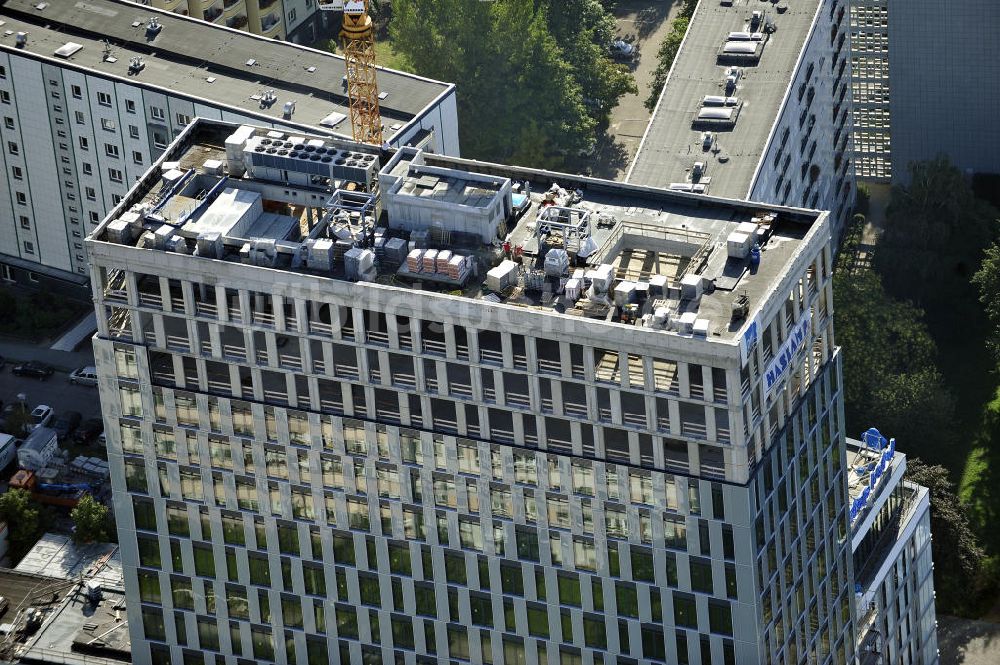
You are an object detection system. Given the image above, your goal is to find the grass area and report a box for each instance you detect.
[0,286,89,341]
[960,385,1000,554]
[929,301,995,477]
[304,34,412,73]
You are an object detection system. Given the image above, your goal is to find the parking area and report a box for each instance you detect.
[0,338,103,463]
[587,0,685,180]
[0,339,99,417]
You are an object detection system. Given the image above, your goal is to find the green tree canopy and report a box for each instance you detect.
[875,157,999,310]
[972,241,1000,361]
[391,0,630,168]
[71,495,111,544]
[834,250,955,461]
[905,459,991,615]
[645,0,698,110]
[646,16,689,111]
[539,0,637,119]
[0,488,40,562]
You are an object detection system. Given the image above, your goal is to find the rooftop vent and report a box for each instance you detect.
[146,17,162,38]
[14,31,27,48]
[282,100,296,118]
[259,90,277,109]
[53,42,83,58]
[128,56,145,74]
[320,112,347,128]
[702,95,740,107]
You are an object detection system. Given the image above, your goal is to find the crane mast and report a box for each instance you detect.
[318,0,384,145]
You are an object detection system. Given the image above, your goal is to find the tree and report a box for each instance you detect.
[391,0,599,168]
[973,242,1000,361]
[1,402,31,437]
[875,157,999,311]
[539,0,637,120]
[0,488,40,562]
[645,0,698,110]
[71,495,111,544]
[645,16,688,111]
[833,267,956,462]
[904,459,994,616]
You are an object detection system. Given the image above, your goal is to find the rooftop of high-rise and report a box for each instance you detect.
[627,0,827,196]
[90,119,830,359]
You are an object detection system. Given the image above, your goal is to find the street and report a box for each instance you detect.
[0,339,101,423]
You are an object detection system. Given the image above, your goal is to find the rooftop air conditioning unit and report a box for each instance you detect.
[196,232,223,259]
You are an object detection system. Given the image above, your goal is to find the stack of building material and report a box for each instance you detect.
[443,254,470,281]
[436,250,453,272]
[544,249,570,277]
[385,237,409,265]
[346,247,376,280]
[423,249,438,272]
[333,240,353,266]
[407,249,424,272]
[487,260,520,292]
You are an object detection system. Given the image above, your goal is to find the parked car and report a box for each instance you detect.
[610,38,638,62]
[69,366,99,386]
[12,361,55,379]
[52,410,82,439]
[30,405,54,430]
[74,418,104,444]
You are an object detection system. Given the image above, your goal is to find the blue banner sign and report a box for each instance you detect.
[763,312,811,398]
[741,319,759,364]
[850,430,897,522]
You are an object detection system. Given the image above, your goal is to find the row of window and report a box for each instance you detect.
[130,528,739,663]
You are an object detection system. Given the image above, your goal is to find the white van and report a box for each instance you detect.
[69,366,99,386]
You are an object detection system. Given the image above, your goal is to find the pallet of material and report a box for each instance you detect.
[423,249,439,272]
[436,250,453,272]
[407,248,424,272]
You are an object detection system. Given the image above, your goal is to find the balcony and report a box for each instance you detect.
[203,3,224,23]
[260,12,282,35]
[225,7,247,27]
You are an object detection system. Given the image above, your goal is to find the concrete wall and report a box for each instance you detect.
[888,0,1000,180]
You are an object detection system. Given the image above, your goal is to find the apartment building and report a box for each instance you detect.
[628,0,855,235]
[849,0,1000,183]
[88,117,860,665]
[847,435,938,665]
[849,0,891,181]
[144,0,326,44]
[0,0,457,295]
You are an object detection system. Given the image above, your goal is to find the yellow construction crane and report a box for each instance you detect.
[318,0,384,145]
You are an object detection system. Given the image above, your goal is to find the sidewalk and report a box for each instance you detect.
[0,337,95,373]
[49,312,97,353]
[937,615,1000,664]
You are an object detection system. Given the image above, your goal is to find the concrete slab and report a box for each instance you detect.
[49,313,97,353]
